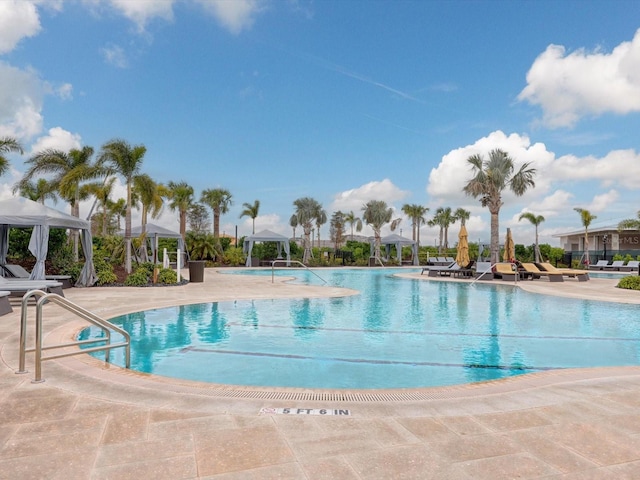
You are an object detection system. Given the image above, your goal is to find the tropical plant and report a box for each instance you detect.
[12,178,58,204]
[20,145,106,260]
[454,207,471,226]
[201,188,233,258]
[618,211,640,231]
[167,181,194,241]
[0,136,23,176]
[428,207,456,254]
[291,197,326,264]
[617,275,640,291]
[518,212,545,262]
[344,210,363,240]
[401,204,429,248]
[574,208,597,265]
[186,231,216,260]
[289,214,298,239]
[315,209,327,250]
[86,177,116,236]
[463,149,536,264]
[188,203,210,234]
[330,211,346,249]
[99,139,147,273]
[362,200,401,263]
[157,268,178,284]
[133,174,165,232]
[240,200,260,234]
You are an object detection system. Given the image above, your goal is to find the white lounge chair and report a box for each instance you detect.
[620,260,640,272]
[1,264,72,288]
[0,277,64,297]
[588,260,610,271]
[604,260,625,271]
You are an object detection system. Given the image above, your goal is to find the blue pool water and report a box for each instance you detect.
[80,268,640,389]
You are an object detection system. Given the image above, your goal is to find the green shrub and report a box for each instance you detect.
[125,268,149,286]
[97,268,118,286]
[617,276,640,290]
[223,247,245,266]
[157,268,177,284]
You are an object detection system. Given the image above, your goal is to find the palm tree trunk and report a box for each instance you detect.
[490,210,500,264]
[438,227,443,254]
[303,226,311,264]
[534,226,540,263]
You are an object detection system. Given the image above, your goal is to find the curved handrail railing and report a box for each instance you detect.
[271,260,328,284]
[17,290,130,383]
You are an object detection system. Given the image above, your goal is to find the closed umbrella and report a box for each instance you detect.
[455,224,470,267]
[503,228,515,262]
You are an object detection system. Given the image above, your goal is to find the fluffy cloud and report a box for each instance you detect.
[519,29,640,128]
[30,127,82,155]
[548,149,640,189]
[427,131,555,204]
[0,0,41,54]
[583,189,620,213]
[101,44,128,68]
[106,0,175,31]
[331,179,410,215]
[195,0,265,34]
[0,62,45,139]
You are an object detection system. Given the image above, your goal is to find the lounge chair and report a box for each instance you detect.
[589,260,610,271]
[0,291,12,316]
[494,263,518,281]
[0,276,64,297]
[520,263,564,282]
[1,264,72,288]
[535,263,589,281]
[473,262,494,280]
[445,257,455,263]
[421,262,455,275]
[604,260,624,271]
[620,260,640,272]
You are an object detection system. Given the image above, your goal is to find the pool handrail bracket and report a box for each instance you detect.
[271,260,328,284]
[16,290,131,383]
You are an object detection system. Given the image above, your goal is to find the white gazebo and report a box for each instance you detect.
[0,197,96,287]
[243,229,291,267]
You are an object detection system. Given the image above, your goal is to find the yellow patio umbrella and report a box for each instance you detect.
[503,228,516,262]
[455,224,470,267]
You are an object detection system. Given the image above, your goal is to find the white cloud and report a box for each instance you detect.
[331,179,410,216]
[106,0,175,31]
[519,29,640,128]
[548,149,640,189]
[427,130,555,205]
[57,83,73,100]
[584,189,620,213]
[30,127,82,154]
[0,62,45,139]
[515,190,574,221]
[101,44,128,68]
[195,0,265,34]
[0,0,41,54]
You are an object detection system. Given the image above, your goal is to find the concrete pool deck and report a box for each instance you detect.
[1,268,640,479]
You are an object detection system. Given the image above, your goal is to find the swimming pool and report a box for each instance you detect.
[80,268,640,389]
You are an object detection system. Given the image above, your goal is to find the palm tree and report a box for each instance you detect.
[518,212,545,262]
[362,200,401,263]
[330,211,346,249]
[463,149,536,264]
[134,174,165,232]
[291,197,325,264]
[20,145,105,260]
[99,139,147,273]
[289,214,298,240]
[454,207,471,226]
[429,207,455,253]
[401,204,429,249]
[167,181,194,241]
[574,208,597,266]
[0,136,23,176]
[315,209,327,251]
[201,188,233,258]
[344,211,363,240]
[13,178,58,204]
[240,200,260,234]
[87,177,116,236]
[618,211,640,231]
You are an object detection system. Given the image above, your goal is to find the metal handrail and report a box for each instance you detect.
[271,260,328,284]
[16,290,130,383]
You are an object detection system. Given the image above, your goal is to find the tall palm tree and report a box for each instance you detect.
[574,208,597,266]
[362,200,401,263]
[167,181,194,241]
[402,204,429,248]
[315,209,327,250]
[201,188,233,257]
[99,139,147,273]
[429,207,456,253]
[291,197,325,264]
[618,211,640,231]
[20,145,105,260]
[13,178,58,204]
[239,200,260,234]
[86,177,116,236]
[518,212,545,262]
[289,214,298,240]
[344,211,363,240]
[330,211,346,249]
[134,174,165,232]
[454,207,471,226]
[0,136,23,176]
[463,149,536,264]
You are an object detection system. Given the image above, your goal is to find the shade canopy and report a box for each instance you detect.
[0,197,96,287]
[455,224,470,267]
[117,223,185,267]
[370,234,418,265]
[243,229,290,266]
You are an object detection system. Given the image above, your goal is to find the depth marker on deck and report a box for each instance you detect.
[260,407,351,416]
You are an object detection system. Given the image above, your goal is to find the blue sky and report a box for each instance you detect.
[1,0,639,247]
